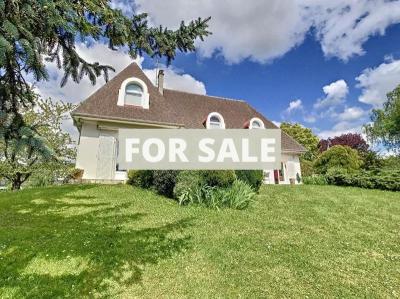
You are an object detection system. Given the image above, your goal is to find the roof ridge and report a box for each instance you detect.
[164,88,246,103]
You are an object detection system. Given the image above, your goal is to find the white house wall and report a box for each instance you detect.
[76,122,100,180]
[76,120,303,184]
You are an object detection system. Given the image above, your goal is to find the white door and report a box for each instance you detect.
[96,136,116,180]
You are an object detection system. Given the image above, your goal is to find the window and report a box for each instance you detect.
[125,83,143,106]
[206,112,225,129]
[117,77,150,109]
[249,117,265,129]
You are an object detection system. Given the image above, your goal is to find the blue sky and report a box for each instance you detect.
[35,1,400,141]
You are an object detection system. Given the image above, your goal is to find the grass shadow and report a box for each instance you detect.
[0,185,194,298]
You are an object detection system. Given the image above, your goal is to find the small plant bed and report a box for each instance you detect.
[127,170,264,210]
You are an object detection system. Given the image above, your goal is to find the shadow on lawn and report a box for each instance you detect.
[0,185,193,298]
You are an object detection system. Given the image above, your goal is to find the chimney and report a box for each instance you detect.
[158,70,164,95]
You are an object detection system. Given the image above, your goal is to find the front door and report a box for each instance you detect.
[96,135,116,180]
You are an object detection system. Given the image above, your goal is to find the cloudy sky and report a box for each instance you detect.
[35,0,400,140]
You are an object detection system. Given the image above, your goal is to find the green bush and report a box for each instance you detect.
[201,170,236,188]
[173,171,204,200]
[314,145,363,174]
[300,159,314,177]
[235,170,264,192]
[326,169,400,191]
[302,174,328,185]
[153,170,179,198]
[127,170,154,189]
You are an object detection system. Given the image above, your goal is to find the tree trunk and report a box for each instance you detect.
[11,174,23,191]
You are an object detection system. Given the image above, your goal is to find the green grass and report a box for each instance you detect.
[0,185,399,298]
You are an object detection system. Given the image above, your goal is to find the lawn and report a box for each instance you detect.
[0,185,399,298]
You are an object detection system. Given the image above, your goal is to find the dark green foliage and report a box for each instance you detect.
[314,145,363,175]
[152,170,179,198]
[326,170,400,192]
[360,150,383,170]
[127,170,154,189]
[235,170,263,192]
[200,170,236,188]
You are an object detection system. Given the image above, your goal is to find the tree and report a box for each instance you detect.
[0,1,210,190]
[0,97,76,190]
[0,0,211,163]
[365,85,400,153]
[318,133,369,153]
[314,145,363,175]
[280,122,319,160]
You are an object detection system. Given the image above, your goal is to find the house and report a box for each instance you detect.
[71,63,306,184]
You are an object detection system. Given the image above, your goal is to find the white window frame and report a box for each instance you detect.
[206,112,225,129]
[117,77,150,109]
[249,117,265,129]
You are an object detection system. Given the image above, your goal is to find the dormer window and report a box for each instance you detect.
[249,117,265,129]
[117,78,150,109]
[206,112,225,129]
[125,83,143,106]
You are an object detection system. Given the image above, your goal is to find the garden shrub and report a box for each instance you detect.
[153,170,179,198]
[302,174,328,185]
[127,170,154,189]
[325,169,400,191]
[222,180,256,209]
[177,180,255,210]
[300,159,314,177]
[314,145,363,174]
[173,170,204,200]
[235,170,264,192]
[201,170,236,188]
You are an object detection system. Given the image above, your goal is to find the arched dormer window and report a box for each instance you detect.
[206,112,225,129]
[249,117,265,129]
[117,78,150,109]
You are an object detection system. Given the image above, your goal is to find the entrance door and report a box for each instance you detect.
[274,170,279,184]
[96,136,116,180]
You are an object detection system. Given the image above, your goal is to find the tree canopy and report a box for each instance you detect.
[365,85,400,153]
[0,97,76,190]
[280,122,319,160]
[318,133,369,153]
[0,0,210,137]
[0,0,211,189]
[314,145,363,175]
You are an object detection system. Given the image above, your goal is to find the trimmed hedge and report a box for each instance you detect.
[326,170,400,191]
[235,170,264,192]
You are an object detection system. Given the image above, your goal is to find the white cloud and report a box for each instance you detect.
[337,106,367,122]
[135,0,309,64]
[143,68,206,95]
[314,79,349,109]
[303,114,317,123]
[304,0,400,61]
[356,59,400,107]
[317,121,363,139]
[285,99,303,113]
[272,121,282,128]
[132,0,400,63]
